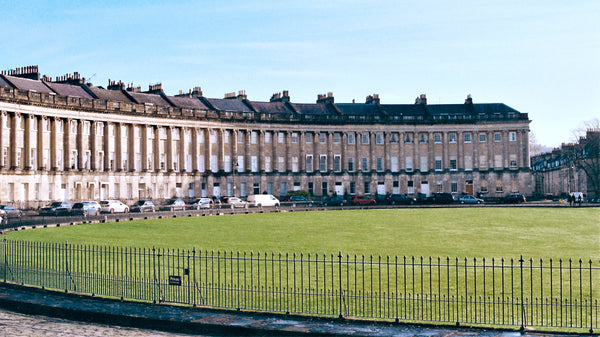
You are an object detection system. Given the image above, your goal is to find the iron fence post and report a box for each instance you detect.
[64,241,68,292]
[152,246,157,304]
[519,255,525,332]
[590,259,594,334]
[2,238,6,283]
[338,251,343,319]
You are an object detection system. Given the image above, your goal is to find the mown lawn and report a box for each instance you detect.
[5,208,598,259]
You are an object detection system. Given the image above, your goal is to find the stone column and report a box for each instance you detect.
[457,131,463,170]
[51,118,58,170]
[114,122,122,171]
[63,118,71,171]
[285,131,291,172]
[245,129,251,173]
[23,114,32,170]
[8,113,17,169]
[442,131,450,171]
[104,122,111,171]
[370,132,375,171]
[153,127,160,172]
[141,125,148,171]
[128,124,135,172]
[90,122,98,171]
[299,132,306,172]
[327,132,333,171]
[384,132,390,171]
[164,126,172,171]
[428,132,434,172]
[257,130,264,172]
[37,116,44,171]
[472,132,479,170]
[178,127,185,172]
[77,119,84,171]
[232,129,238,170]
[341,132,347,171]
[488,131,494,169]
[503,130,509,168]
[191,127,198,172]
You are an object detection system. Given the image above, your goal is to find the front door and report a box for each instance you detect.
[377,182,386,196]
[465,180,473,196]
[420,181,429,197]
[335,182,343,196]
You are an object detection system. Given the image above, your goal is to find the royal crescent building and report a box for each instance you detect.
[0,66,533,208]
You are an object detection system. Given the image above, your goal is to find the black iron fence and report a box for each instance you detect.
[0,238,597,332]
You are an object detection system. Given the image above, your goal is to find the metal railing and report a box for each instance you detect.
[0,238,597,332]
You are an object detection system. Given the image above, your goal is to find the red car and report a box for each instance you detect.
[351,195,376,206]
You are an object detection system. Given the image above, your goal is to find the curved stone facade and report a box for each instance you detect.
[0,68,532,208]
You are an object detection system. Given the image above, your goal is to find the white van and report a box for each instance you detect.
[247,194,280,207]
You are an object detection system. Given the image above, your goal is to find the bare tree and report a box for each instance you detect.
[567,119,600,198]
[529,132,544,156]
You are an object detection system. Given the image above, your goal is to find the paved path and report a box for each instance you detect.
[0,308,197,336]
[0,284,589,336]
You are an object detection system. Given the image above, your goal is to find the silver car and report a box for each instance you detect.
[457,195,484,204]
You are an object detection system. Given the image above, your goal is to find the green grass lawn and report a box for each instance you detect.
[5,208,599,259]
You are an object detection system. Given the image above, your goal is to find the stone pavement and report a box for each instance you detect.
[0,283,590,336]
[0,308,198,336]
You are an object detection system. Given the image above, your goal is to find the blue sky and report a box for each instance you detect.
[1,0,598,148]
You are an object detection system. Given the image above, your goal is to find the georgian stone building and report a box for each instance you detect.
[0,66,532,208]
[531,129,600,199]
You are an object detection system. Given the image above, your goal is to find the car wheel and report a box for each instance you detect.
[461,201,465,204]
[125,207,129,213]
[110,209,114,214]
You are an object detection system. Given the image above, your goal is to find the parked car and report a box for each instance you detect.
[500,194,526,204]
[285,195,314,207]
[225,197,248,208]
[247,194,280,207]
[351,195,376,206]
[131,200,156,213]
[71,201,101,216]
[0,205,23,218]
[0,210,5,225]
[100,200,129,213]
[457,195,484,204]
[386,193,416,205]
[323,196,346,207]
[426,193,455,204]
[39,201,72,216]
[189,198,214,209]
[165,199,186,211]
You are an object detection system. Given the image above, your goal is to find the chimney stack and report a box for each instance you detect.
[415,94,427,105]
[365,93,380,105]
[2,65,40,80]
[317,92,334,104]
[146,83,163,94]
[270,90,291,103]
[107,79,125,90]
[464,94,473,105]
